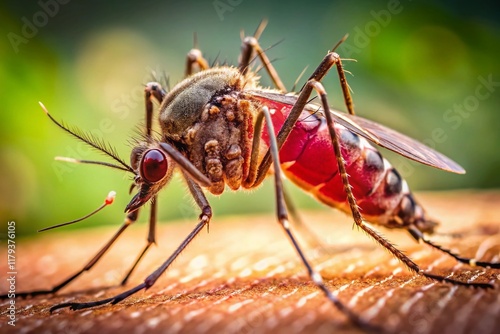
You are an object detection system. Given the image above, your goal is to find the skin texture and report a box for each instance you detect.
[2,191,499,334]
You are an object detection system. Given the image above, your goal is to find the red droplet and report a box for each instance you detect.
[141,150,168,183]
[104,191,116,205]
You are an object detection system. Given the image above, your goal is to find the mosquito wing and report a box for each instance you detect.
[249,91,465,174]
[331,111,465,174]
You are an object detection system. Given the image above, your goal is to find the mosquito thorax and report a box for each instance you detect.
[160,67,246,141]
[159,66,258,195]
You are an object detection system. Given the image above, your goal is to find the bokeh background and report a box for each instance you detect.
[1,0,499,236]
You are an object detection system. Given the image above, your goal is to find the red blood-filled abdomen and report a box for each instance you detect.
[259,98,404,221]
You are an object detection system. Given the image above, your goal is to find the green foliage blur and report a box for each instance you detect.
[1,0,499,236]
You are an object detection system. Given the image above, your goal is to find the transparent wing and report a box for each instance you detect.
[250,91,465,174]
[331,111,465,174]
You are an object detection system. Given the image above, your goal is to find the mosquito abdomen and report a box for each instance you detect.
[262,100,436,232]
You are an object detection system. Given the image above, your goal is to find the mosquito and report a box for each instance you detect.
[2,21,498,331]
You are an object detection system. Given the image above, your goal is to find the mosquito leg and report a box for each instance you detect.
[252,53,336,186]
[246,48,494,286]
[0,210,140,300]
[120,200,158,285]
[243,107,323,253]
[408,226,500,269]
[144,82,166,137]
[282,184,330,253]
[238,20,287,92]
[120,242,153,286]
[240,83,334,254]
[248,49,494,287]
[242,108,266,187]
[185,48,209,77]
[50,175,212,312]
[252,52,361,187]
[258,106,380,331]
[311,79,494,288]
[118,82,167,285]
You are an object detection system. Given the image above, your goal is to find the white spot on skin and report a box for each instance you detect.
[362,276,416,321]
[183,308,206,321]
[467,270,485,283]
[80,310,93,317]
[231,257,252,271]
[443,291,483,334]
[169,321,183,334]
[291,311,318,333]
[348,274,395,308]
[333,280,356,296]
[392,267,403,275]
[252,257,277,271]
[475,236,499,260]
[238,267,253,277]
[130,311,142,318]
[343,263,356,273]
[212,295,231,306]
[188,254,209,269]
[426,255,449,271]
[265,264,286,277]
[194,313,225,333]
[389,258,399,266]
[179,269,203,283]
[296,291,320,308]
[400,291,424,315]
[281,288,299,299]
[227,299,253,313]
[279,306,293,318]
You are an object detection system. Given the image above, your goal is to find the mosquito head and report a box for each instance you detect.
[126,143,175,213]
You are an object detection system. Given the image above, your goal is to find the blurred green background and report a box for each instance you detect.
[1,0,499,236]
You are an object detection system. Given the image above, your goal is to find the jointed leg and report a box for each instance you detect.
[49,105,211,311]
[144,82,166,137]
[120,200,158,285]
[253,52,355,186]
[0,210,139,300]
[248,50,495,288]
[310,79,494,288]
[408,226,500,269]
[238,20,287,92]
[119,81,168,284]
[185,48,209,77]
[282,185,329,253]
[259,105,380,331]
[50,174,212,312]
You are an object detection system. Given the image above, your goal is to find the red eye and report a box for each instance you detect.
[141,149,168,183]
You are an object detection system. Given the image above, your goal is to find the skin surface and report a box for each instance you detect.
[1,191,499,334]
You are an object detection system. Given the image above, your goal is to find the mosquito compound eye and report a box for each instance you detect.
[140,149,168,183]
